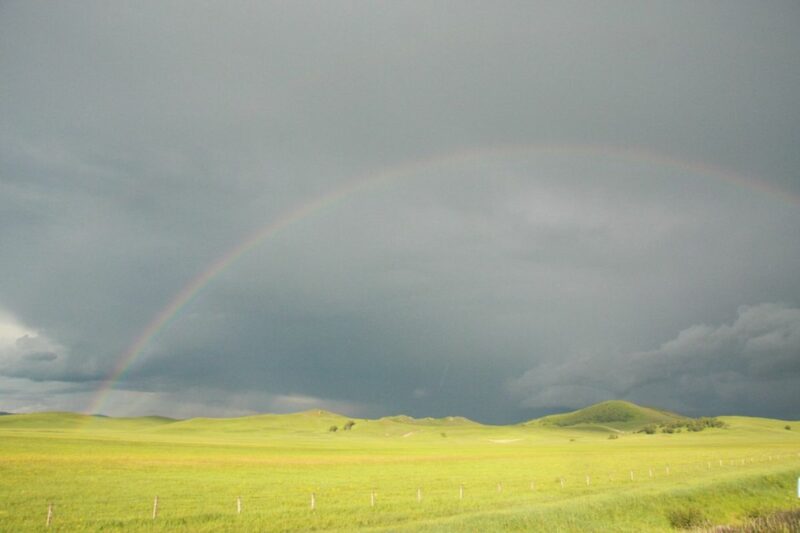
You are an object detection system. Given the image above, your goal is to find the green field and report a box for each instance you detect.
[1,402,798,531]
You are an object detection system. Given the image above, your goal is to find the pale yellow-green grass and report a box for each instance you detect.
[0,410,798,531]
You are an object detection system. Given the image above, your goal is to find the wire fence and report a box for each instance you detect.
[20,450,800,529]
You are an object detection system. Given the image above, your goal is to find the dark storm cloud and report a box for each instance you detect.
[105,164,800,422]
[510,303,800,419]
[1,1,799,420]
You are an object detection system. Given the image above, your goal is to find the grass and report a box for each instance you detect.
[0,406,798,531]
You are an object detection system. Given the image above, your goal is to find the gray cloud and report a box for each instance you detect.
[22,352,58,363]
[1,2,799,421]
[0,330,104,383]
[510,303,800,419]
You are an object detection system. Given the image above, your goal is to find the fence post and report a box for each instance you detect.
[310,492,316,511]
[152,496,158,520]
[417,487,422,503]
[630,470,634,481]
[459,484,464,500]
[46,503,53,527]
[370,491,376,507]
[237,496,242,515]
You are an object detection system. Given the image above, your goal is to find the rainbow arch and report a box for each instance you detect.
[84,143,799,415]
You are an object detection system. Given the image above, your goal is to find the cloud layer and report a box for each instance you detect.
[1,2,798,421]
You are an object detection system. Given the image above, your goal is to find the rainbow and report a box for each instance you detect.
[84,143,799,415]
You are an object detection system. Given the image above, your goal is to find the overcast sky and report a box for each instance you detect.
[1,1,799,422]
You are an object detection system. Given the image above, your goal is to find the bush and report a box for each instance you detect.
[343,421,356,431]
[641,424,657,434]
[328,425,338,432]
[608,433,619,439]
[785,425,791,430]
[686,417,725,432]
[666,507,707,529]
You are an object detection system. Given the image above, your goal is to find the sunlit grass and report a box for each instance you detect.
[0,411,798,531]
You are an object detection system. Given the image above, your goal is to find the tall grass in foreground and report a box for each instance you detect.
[710,508,800,532]
[395,473,800,532]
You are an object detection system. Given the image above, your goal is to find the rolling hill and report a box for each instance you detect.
[0,411,176,430]
[530,400,689,431]
[1,400,798,532]
[0,400,715,435]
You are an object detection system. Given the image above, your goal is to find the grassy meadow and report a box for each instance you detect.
[0,401,798,531]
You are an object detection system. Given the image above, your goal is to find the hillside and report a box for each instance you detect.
[377,415,478,426]
[531,400,688,431]
[0,411,176,430]
[0,401,716,435]
[149,409,355,434]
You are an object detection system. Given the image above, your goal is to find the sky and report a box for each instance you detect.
[1,1,799,423]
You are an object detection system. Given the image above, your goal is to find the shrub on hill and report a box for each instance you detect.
[667,507,707,529]
[343,421,356,431]
[654,417,724,434]
[686,417,724,431]
[328,425,338,432]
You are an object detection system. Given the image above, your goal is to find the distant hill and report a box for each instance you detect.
[0,412,176,430]
[151,409,355,434]
[530,400,688,431]
[0,402,723,436]
[378,415,478,426]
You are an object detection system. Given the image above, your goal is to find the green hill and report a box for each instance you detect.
[150,409,355,434]
[532,400,688,431]
[0,401,715,436]
[0,411,176,430]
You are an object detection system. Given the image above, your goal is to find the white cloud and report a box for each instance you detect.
[0,310,66,371]
[0,310,35,346]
